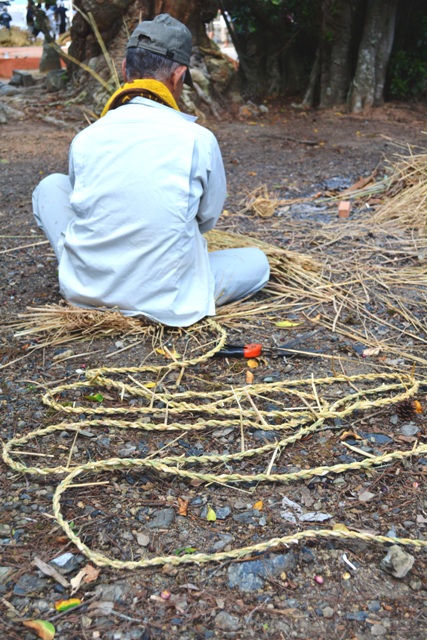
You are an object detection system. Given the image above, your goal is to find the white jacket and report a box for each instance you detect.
[58,98,226,326]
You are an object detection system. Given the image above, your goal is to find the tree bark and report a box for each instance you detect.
[318,0,356,107]
[348,0,399,111]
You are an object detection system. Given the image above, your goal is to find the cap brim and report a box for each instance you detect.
[184,67,193,88]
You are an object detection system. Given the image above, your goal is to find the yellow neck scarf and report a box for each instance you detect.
[101,79,180,117]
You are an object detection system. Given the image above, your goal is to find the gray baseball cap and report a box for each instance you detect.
[127,13,193,87]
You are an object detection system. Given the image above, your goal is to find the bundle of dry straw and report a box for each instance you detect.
[371,151,427,234]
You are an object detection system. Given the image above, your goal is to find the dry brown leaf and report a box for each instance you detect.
[247,358,259,369]
[246,370,254,384]
[178,497,189,517]
[23,620,55,640]
[70,564,100,595]
[413,400,423,413]
[340,431,362,441]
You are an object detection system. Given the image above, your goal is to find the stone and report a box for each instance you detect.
[233,511,256,524]
[0,567,12,583]
[380,545,414,578]
[0,103,7,124]
[95,582,130,602]
[368,600,381,613]
[238,105,253,119]
[50,552,83,574]
[346,611,369,621]
[13,573,47,595]
[44,69,68,92]
[400,423,419,437]
[211,534,234,552]
[300,547,315,564]
[322,606,334,618]
[146,508,175,529]
[39,41,62,73]
[228,552,296,592]
[0,82,19,96]
[214,611,241,631]
[9,70,35,87]
[371,624,387,636]
[252,429,279,442]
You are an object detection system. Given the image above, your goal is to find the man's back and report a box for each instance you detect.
[59,98,226,326]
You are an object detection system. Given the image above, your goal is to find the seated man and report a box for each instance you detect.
[33,13,270,327]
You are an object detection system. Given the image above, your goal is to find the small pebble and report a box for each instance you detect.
[371,623,387,636]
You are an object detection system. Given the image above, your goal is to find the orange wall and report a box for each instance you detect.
[0,56,66,79]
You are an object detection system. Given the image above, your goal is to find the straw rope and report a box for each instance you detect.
[3,338,427,569]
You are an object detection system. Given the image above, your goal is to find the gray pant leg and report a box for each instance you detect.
[209,247,270,305]
[32,173,73,260]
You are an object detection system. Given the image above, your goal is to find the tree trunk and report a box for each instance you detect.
[318,0,356,107]
[68,0,233,116]
[348,0,399,111]
[303,0,365,108]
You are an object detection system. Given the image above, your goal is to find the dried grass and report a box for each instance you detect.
[11,303,150,347]
[7,148,427,372]
[238,184,284,218]
[371,151,427,234]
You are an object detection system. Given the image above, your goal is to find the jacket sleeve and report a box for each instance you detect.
[196,135,227,234]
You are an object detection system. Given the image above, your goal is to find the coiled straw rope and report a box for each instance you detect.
[3,318,427,569]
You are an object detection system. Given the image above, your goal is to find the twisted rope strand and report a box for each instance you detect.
[3,317,427,569]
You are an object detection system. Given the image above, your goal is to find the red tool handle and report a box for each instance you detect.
[216,343,263,358]
[243,343,263,358]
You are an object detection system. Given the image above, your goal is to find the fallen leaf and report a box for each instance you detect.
[156,347,181,359]
[144,381,156,389]
[253,500,263,511]
[395,434,417,444]
[173,546,197,556]
[54,598,81,612]
[52,349,74,362]
[190,478,204,487]
[247,358,259,369]
[206,505,217,522]
[281,496,303,513]
[70,565,100,595]
[23,620,55,640]
[246,370,254,384]
[275,320,303,328]
[340,431,362,441]
[84,393,104,403]
[333,523,350,533]
[413,400,423,413]
[362,346,381,357]
[33,557,70,589]
[358,490,376,502]
[178,497,189,517]
[299,511,332,522]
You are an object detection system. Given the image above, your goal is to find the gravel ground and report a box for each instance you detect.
[1,80,427,640]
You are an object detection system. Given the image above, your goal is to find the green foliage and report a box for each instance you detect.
[389,50,427,98]
[388,15,427,98]
[224,0,315,37]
